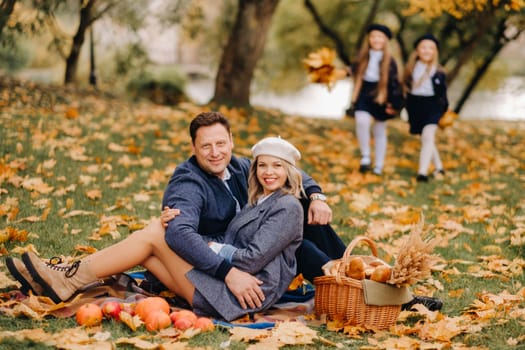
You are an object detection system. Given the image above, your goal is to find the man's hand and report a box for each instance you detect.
[160,206,181,228]
[308,200,332,225]
[225,267,264,309]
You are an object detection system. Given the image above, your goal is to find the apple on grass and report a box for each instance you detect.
[76,303,103,327]
[101,301,122,320]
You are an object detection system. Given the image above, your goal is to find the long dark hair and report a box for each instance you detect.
[351,35,392,105]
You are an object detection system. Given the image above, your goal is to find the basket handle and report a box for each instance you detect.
[341,236,378,267]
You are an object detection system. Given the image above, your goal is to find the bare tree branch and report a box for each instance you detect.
[303,0,350,66]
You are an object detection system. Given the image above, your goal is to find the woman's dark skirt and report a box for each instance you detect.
[406,94,443,135]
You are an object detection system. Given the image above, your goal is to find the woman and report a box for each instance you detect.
[7,137,304,321]
[349,24,404,175]
[402,34,448,182]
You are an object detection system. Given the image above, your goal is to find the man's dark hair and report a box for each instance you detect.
[189,112,231,143]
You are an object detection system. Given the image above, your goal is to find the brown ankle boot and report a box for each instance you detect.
[22,252,98,303]
[6,257,44,296]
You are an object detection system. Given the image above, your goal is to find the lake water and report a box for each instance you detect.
[186,77,525,121]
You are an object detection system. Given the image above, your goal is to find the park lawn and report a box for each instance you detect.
[0,80,524,349]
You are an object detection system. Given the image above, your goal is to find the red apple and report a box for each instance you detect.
[169,309,197,324]
[145,310,172,332]
[174,317,193,330]
[76,303,103,327]
[101,301,122,320]
[194,317,215,332]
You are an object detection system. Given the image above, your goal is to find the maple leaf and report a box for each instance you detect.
[115,337,160,349]
[416,316,467,342]
[107,142,128,152]
[68,146,90,161]
[10,243,39,255]
[287,273,305,291]
[61,210,97,218]
[134,193,151,202]
[119,311,143,331]
[303,47,347,91]
[74,244,98,254]
[65,106,79,119]
[270,321,317,345]
[86,189,102,200]
[21,177,54,194]
[0,270,18,289]
[0,227,28,244]
[229,327,270,342]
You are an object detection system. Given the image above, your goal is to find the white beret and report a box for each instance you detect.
[251,137,301,166]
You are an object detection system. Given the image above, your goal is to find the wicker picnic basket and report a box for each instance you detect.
[313,236,401,329]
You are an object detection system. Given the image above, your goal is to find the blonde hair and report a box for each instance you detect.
[351,35,392,105]
[247,157,304,205]
[402,43,440,94]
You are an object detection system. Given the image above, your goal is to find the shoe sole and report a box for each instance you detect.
[5,257,31,295]
[22,252,62,303]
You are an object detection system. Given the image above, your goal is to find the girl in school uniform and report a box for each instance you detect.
[349,23,404,175]
[402,34,448,182]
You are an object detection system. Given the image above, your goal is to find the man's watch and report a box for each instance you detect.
[310,193,327,202]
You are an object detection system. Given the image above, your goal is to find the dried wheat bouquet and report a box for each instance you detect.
[388,222,439,287]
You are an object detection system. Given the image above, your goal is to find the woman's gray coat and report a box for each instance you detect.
[186,190,303,321]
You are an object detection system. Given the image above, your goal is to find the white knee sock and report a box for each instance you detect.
[431,144,443,172]
[355,111,372,165]
[418,124,438,175]
[373,121,387,171]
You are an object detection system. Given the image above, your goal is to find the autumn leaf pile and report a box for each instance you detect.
[1,77,525,349]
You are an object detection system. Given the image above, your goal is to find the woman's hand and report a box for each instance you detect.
[160,206,181,228]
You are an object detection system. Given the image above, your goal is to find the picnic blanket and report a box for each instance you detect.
[1,272,315,329]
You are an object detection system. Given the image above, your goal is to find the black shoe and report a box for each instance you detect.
[359,164,371,173]
[401,296,443,311]
[416,174,429,182]
[138,270,168,294]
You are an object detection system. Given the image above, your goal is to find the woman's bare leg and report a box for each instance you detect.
[143,255,194,304]
[87,219,195,303]
[87,219,164,276]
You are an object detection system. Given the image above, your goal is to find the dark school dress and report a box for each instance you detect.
[406,70,448,135]
[354,58,404,121]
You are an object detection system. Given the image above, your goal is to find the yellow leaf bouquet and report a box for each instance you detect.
[302,47,347,91]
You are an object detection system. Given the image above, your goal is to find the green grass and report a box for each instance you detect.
[1,80,524,349]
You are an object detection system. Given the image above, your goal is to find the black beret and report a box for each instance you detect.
[367,23,392,39]
[414,33,440,49]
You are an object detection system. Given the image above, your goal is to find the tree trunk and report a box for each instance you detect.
[0,0,17,36]
[213,0,279,106]
[64,0,95,84]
